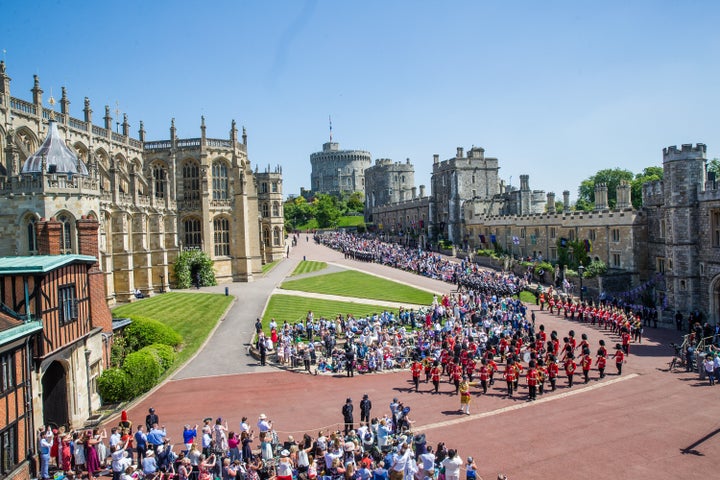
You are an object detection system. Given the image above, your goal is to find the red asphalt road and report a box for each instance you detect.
[113,242,720,480]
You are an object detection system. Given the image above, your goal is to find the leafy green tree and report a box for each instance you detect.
[576,168,635,210]
[315,194,341,228]
[631,166,663,208]
[346,191,365,213]
[708,158,720,177]
[284,196,316,230]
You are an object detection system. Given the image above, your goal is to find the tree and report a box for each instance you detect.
[631,166,663,208]
[576,168,635,211]
[708,158,720,177]
[346,191,365,213]
[284,196,316,230]
[314,194,341,228]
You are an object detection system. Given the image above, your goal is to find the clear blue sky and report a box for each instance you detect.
[2,1,719,201]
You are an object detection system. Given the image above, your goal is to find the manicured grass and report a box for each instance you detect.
[337,216,365,227]
[290,260,328,276]
[518,290,537,304]
[281,270,435,304]
[112,292,233,368]
[295,219,319,231]
[262,260,280,274]
[261,294,388,332]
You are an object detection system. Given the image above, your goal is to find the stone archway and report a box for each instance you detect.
[42,361,69,428]
[708,275,720,326]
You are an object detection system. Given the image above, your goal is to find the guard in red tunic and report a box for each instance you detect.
[504,360,516,397]
[526,360,539,401]
[612,344,626,375]
[451,363,463,394]
[621,330,631,355]
[478,359,490,394]
[536,359,547,395]
[580,350,592,383]
[564,353,577,387]
[597,351,607,379]
[547,355,559,391]
[410,359,423,392]
[430,361,442,393]
[486,355,498,386]
[465,357,477,382]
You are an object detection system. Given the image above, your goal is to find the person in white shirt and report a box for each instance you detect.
[257,414,272,433]
[111,438,131,480]
[704,356,716,385]
[440,449,463,480]
[390,442,414,479]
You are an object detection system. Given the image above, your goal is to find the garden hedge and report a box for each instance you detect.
[97,368,130,403]
[123,316,182,352]
[122,350,163,397]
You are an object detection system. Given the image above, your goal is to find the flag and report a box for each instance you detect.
[479,234,486,243]
[512,236,520,245]
[490,234,497,244]
[584,239,592,252]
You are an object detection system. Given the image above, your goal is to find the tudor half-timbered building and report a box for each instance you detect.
[0,215,112,479]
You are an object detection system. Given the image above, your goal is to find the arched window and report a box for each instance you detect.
[213,217,230,256]
[183,218,202,249]
[26,217,37,254]
[272,202,280,217]
[262,202,269,218]
[183,161,200,201]
[212,161,229,200]
[263,228,270,247]
[273,227,281,246]
[153,165,167,199]
[57,213,73,253]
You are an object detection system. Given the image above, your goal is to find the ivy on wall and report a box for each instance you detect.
[173,249,217,289]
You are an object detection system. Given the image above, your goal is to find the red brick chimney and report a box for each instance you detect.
[75,216,113,337]
[76,215,100,260]
[35,217,62,255]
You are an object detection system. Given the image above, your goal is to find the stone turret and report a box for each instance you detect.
[594,183,608,210]
[616,181,631,209]
[547,192,556,213]
[563,190,570,213]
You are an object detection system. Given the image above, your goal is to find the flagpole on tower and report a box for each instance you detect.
[329,115,333,142]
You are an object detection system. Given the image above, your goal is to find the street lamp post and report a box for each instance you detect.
[578,265,585,303]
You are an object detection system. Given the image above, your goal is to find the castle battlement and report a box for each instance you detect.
[663,143,706,161]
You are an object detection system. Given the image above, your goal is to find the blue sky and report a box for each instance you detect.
[2,1,719,201]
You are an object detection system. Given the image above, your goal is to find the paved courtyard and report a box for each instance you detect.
[116,239,719,480]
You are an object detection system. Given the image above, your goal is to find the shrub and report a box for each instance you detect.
[139,343,176,372]
[97,368,130,403]
[173,249,217,289]
[123,350,163,397]
[585,259,608,278]
[123,316,182,352]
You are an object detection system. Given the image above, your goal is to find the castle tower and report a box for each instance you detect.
[662,143,706,315]
[310,141,372,196]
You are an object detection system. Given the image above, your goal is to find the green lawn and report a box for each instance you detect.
[280,270,435,304]
[337,216,365,227]
[290,260,328,276]
[112,292,234,367]
[518,290,537,304]
[261,294,388,332]
[262,260,281,274]
[294,219,319,231]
